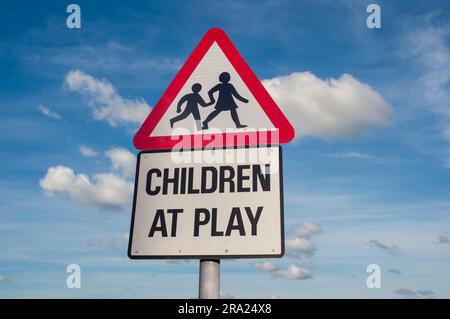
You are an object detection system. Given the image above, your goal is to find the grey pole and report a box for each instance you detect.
[199,259,220,299]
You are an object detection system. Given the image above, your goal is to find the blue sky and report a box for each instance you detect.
[1,0,450,298]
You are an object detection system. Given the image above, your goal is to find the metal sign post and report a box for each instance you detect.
[199,259,220,299]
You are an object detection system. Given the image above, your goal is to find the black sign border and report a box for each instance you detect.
[128,145,285,259]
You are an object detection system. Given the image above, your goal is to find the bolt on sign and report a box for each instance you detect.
[128,28,295,259]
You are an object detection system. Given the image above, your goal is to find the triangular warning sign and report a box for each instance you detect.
[134,28,295,150]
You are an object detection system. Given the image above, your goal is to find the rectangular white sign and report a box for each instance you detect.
[128,146,284,259]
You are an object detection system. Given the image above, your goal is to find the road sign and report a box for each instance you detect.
[128,145,284,258]
[133,28,295,150]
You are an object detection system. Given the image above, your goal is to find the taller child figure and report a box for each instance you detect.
[202,72,249,130]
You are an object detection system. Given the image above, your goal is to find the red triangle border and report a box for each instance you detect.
[133,28,295,150]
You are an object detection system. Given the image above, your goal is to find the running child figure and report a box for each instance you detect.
[170,83,212,131]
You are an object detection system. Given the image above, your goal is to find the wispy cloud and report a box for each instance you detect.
[38,105,62,120]
[0,275,9,283]
[123,233,129,245]
[436,233,449,244]
[0,224,15,231]
[394,288,435,299]
[33,41,183,73]
[250,260,313,281]
[263,72,391,140]
[250,221,320,281]
[285,238,316,254]
[294,221,322,238]
[394,288,417,298]
[367,239,400,256]
[326,152,376,159]
[220,291,235,299]
[64,69,150,127]
[273,264,313,280]
[86,237,119,251]
[388,268,402,275]
[250,262,280,272]
[79,145,99,157]
[400,12,450,166]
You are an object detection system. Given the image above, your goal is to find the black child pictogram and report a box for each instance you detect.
[170,83,212,131]
[202,72,249,130]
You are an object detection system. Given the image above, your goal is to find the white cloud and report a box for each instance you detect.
[86,237,119,251]
[79,145,99,157]
[294,221,321,238]
[285,238,316,254]
[40,146,136,210]
[39,165,133,210]
[64,69,150,126]
[105,147,136,178]
[38,105,62,120]
[250,262,280,271]
[262,72,391,139]
[282,222,321,265]
[273,264,312,280]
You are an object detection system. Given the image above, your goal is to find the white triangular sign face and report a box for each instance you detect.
[151,42,275,137]
[133,28,294,150]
